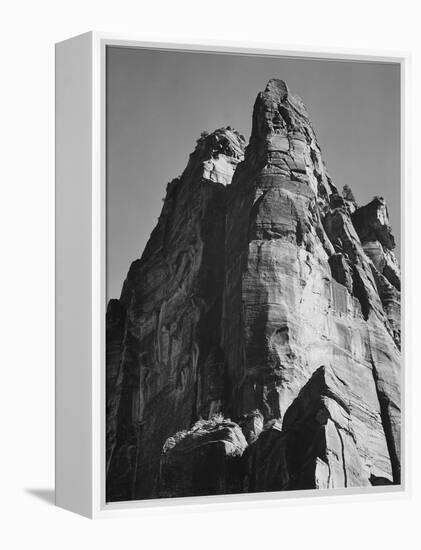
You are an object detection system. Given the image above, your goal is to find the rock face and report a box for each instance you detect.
[106,80,401,501]
[106,128,246,501]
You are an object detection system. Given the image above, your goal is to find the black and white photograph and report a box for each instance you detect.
[5,0,421,545]
[105,46,402,502]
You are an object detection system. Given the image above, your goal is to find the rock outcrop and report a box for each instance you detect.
[106,79,401,501]
[106,128,246,501]
[159,416,247,498]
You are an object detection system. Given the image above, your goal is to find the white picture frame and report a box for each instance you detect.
[55,32,411,518]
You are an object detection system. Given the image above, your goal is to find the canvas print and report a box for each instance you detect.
[106,46,401,502]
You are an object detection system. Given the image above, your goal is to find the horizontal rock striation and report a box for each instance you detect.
[106,80,401,501]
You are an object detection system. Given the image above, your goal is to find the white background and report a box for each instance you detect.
[1,1,419,548]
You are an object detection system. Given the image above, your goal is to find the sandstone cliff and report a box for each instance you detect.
[106,80,401,501]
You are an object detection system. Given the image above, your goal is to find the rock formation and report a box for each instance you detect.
[106,128,246,501]
[106,79,401,501]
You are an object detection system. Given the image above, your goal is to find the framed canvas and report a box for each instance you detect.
[55,32,410,518]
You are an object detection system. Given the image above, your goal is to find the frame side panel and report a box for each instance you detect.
[55,32,93,518]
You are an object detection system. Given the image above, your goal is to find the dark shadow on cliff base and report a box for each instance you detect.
[25,488,55,505]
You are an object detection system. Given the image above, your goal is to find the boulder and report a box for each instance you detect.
[159,417,247,498]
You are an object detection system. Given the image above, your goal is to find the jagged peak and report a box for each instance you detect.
[184,126,246,186]
[264,78,289,101]
[193,126,246,161]
[249,78,313,146]
[352,196,395,250]
[259,78,309,116]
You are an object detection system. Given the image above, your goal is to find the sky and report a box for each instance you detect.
[106,46,401,300]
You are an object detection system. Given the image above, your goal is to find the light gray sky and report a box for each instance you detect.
[107,46,400,300]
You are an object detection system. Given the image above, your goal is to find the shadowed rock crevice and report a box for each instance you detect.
[371,359,401,484]
[352,265,371,320]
